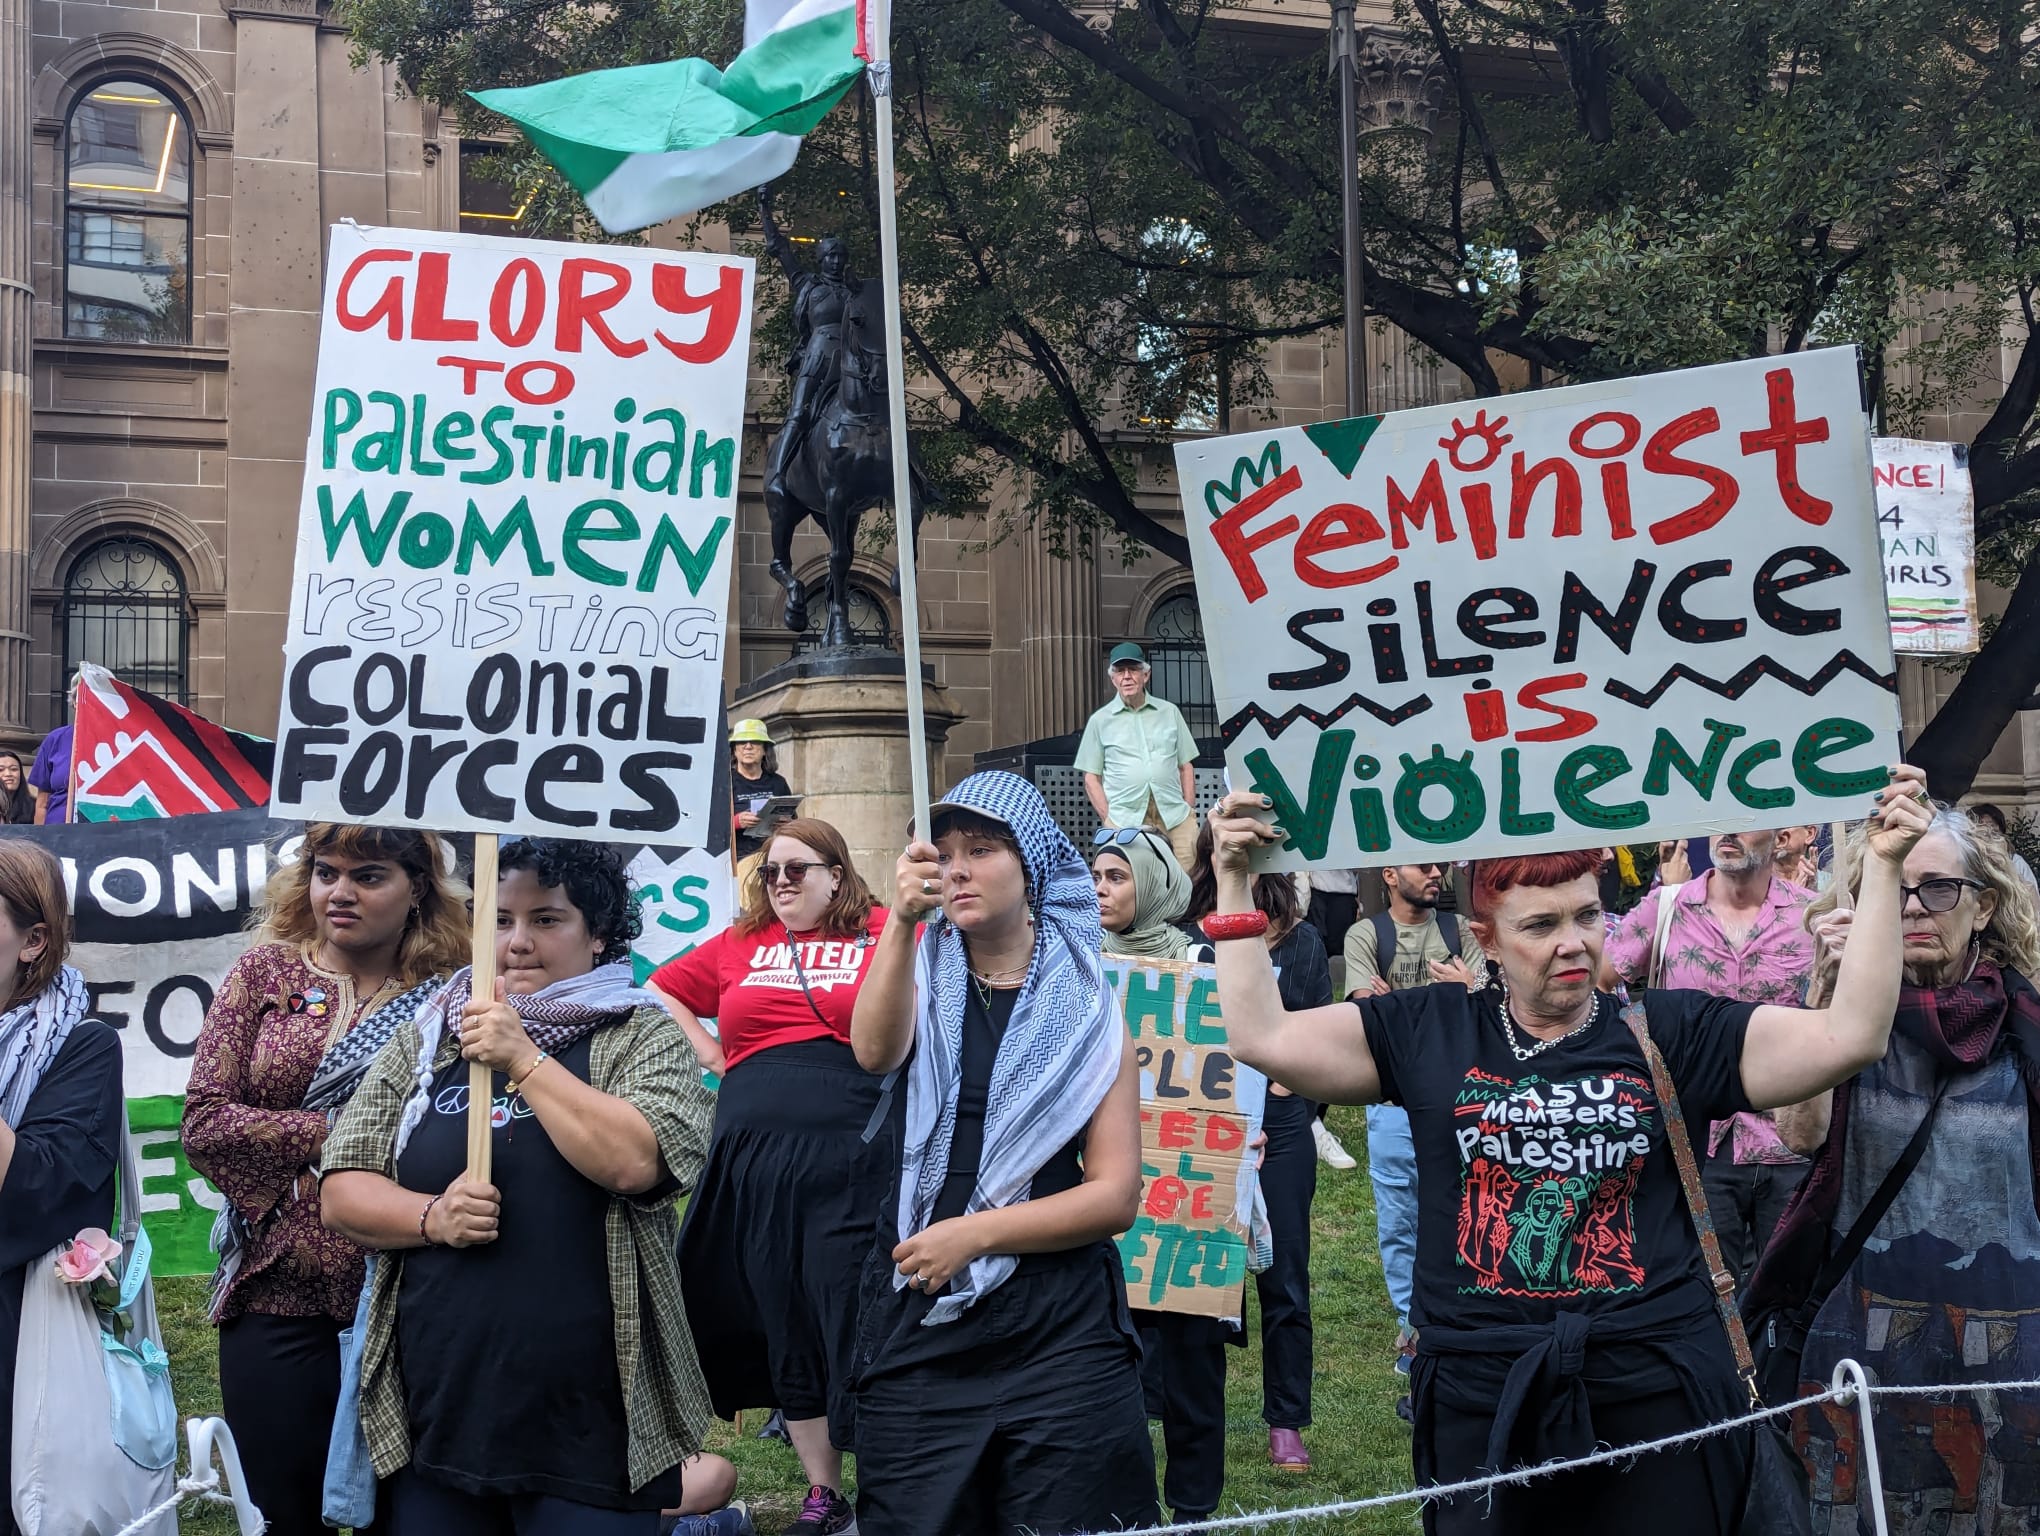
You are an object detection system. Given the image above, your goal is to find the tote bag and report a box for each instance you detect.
[11,1102,179,1536]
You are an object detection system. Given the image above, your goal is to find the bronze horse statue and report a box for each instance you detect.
[763,276,934,648]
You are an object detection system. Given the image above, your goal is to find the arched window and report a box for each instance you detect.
[60,536,190,706]
[1145,590,1215,738]
[65,79,191,343]
[794,582,894,652]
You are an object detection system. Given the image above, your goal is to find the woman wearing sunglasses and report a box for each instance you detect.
[1748,805,2040,1535]
[647,818,886,1535]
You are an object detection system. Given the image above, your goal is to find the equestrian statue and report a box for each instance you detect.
[760,186,934,650]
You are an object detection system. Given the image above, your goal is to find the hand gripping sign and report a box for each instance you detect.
[1174,348,1902,869]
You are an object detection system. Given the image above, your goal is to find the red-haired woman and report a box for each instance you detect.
[1205,770,1933,1536]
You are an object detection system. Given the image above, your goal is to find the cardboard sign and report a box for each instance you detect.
[271,225,756,843]
[1873,438,1978,654]
[1108,958,1268,1320]
[1173,349,1902,868]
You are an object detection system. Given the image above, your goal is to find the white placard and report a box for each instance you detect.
[1873,437,1978,654]
[1174,348,1902,868]
[271,224,756,843]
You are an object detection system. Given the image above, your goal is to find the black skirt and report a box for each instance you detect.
[677,1037,891,1442]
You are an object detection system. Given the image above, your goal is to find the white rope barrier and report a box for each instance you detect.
[112,1416,267,1536]
[1110,1364,2040,1536]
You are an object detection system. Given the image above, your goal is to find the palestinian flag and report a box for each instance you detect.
[472,0,867,236]
[72,663,274,821]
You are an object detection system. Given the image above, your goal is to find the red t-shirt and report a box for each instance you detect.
[650,906,890,1072]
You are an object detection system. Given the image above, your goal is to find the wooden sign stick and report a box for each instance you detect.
[466,833,498,1182]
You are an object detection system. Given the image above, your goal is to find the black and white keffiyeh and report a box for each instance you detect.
[899,771,1124,1324]
[302,975,444,1114]
[0,964,90,1128]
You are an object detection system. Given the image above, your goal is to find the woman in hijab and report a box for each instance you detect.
[1094,825,1193,961]
[850,771,1156,1536]
[1748,806,2040,1534]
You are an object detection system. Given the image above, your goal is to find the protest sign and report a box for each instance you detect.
[1108,958,1268,1321]
[1174,348,1901,868]
[271,224,754,844]
[1873,437,1978,654]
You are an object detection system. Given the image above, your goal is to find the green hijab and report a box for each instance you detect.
[1098,831,1193,961]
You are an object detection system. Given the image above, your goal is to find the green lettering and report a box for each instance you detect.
[1793,717,1887,798]
[1727,739,1794,809]
[1392,747,1486,844]
[1499,746,1555,836]
[1123,969,1177,1037]
[1641,717,1748,797]
[398,512,455,569]
[689,432,735,498]
[562,498,638,588]
[433,411,476,462]
[462,407,516,486]
[321,389,361,470]
[353,391,405,474]
[407,393,443,477]
[456,497,555,576]
[632,408,685,496]
[511,423,547,480]
[1183,977,1224,1045]
[636,514,730,596]
[1246,729,1353,861]
[1554,744,1647,829]
[317,484,409,565]
[567,433,608,480]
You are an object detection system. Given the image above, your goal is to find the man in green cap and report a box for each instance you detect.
[1075,642,1201,871]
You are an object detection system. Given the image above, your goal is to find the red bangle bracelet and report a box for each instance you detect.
[1201,910,1270,941]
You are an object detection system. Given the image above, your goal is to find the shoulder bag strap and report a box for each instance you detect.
[1439,911,1461,958]
[1372,910,1397,979]
[785,934,835,1031]
[1621,1000,1760,1405]
[1805,1073,1950,1305]
[1649,885,1680,990]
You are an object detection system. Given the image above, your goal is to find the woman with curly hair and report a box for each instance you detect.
[321,837,718,1533]
[1749,806,2040,1534]
[182,824,469,1536]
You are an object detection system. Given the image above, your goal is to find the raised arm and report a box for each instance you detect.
[851,841,942,1074]
[1210,795,1384,1105]
[758,186,804,287]
[1739,765,1932,1111]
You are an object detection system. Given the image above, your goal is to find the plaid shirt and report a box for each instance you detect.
[321,1004,715,1492]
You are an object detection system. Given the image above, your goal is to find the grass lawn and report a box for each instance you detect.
[158,1106,1418,1535]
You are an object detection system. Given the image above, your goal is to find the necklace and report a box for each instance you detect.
[1494,975,1601,1062]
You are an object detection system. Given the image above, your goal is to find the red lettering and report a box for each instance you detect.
[1189,1186,1216,1220]
[335,248,412,338]
[1459,483,1498,559]
[1596,464,1636,539]
[411,252,478,342]
[555,259,646,357]
[1643,407,1739,544]
[489,258,545,347]
[1203,1116,1245,1154]
[1209,467,1303,602]
[1873,463,1898,487]
[653,263,746,364]
[1464,684,1508,742]
[1514,672,1598,743]
[1296,503,1399,588]
[1508,453,1583,540]
[505,360,574,405]
[437,355,504,395]
[1739,366,1832,525]
[1386,461,1456,550]
[1158,1110,1196,1149]
[1569,411,1641,459]
[1145,1175,1188,1220]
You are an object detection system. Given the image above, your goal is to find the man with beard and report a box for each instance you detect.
[1606,828,1818,1284]
[1344,862,1488,1416]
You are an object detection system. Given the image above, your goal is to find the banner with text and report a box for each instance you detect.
[1873,437,1978,654]
[1175,348,1901,868]
[272,224,755,843]
[6,811,732,1275]
[1109,958,1267,1321]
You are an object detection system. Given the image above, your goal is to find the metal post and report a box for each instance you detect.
[1330,0,1368,418]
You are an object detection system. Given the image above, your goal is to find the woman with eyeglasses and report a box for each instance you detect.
[647,818,887,1535]
[1747,805,2040,1535]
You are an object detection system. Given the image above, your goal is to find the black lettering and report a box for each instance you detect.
[611,751,691,833]
[1754,545,1847,636]
[526,661,569,736]
[644,671,709,748]
[143,974,214,1058]
[1154,1047,1191,1100]
[1456,588,1546,649]
[405,653,461,730]
[1657,559,1746,644]
[1270,609,1351,691]
[456,739,519,822]
[287,644,351,726]
[337,732,404,815]
[468,655,521,734]
[86,979,134,1032]
[1199,1049,1236,1101]
[352,651,407,726]
[403,734,467,821]
[1554,561,1656,662]
[597,665,645,741]
[276,728,347,798]
[1415,580,1490,677]
[526,744,602,827]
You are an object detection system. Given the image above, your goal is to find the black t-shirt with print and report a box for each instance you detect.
[1360,986,1757,1332]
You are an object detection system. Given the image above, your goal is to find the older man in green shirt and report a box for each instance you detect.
[1076,642,1201,870]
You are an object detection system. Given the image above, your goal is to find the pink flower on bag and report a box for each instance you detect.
[55,1227,122,1285]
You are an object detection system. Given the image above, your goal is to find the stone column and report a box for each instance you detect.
[0,0,34,737]
[1020,524,1099,740]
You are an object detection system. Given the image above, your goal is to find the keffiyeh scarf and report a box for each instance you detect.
[0,964,90,1128]
[1099,831,1192,962]
[899,771,1125,1324]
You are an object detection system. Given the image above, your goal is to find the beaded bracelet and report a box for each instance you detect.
[1200,910,1271,941]
[507,1049,552,1098]
[418,1193,442,1243]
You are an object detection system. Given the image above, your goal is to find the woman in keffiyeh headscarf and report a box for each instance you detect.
[849,771,1158,1536]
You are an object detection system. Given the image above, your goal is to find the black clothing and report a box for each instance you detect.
[219,1312,371,1536]
[0,781,34,824]
[0,1020,121,1536]
[679,1037,887,1439]
[1137,1311,1229,1519]
[382,1466,659,1535]
[731,769,793,859]
[853,981,1156,1534]
[396,1033,680,1511]
[1255,1088,1317,1429]
[1700,1140,1808,1290]
[1304,890,1356,972]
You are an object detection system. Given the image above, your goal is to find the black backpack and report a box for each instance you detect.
[1371,909,1460,982]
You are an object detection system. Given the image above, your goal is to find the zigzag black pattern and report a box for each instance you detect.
[1602,649,1898,709]
[1219,691,1433,746]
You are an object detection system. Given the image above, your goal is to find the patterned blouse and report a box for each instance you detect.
[182,943,393,1323]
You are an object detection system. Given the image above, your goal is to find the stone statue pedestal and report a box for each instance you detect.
[733,647,963,892]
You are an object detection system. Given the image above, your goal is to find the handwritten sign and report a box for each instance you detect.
[271,225,756,843]
[1173,348,1901,867]
[1108,958,1267,1320]
[1873,438,1977,654]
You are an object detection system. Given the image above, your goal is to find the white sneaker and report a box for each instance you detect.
[1313,1119,1357,1169]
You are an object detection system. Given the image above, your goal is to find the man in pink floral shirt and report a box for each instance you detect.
[1606,826,1816,1284]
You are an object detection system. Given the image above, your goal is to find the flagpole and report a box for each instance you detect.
[865,0,932,841]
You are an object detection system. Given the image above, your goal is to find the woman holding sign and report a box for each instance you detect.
[649,817,887,1535]
[183,823,468,1536]
[851,771,1157,1535]
[320,838,715,1534]
[1206,766,1933,1536]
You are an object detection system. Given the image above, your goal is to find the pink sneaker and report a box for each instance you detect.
[1269,1427,1311,1471]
